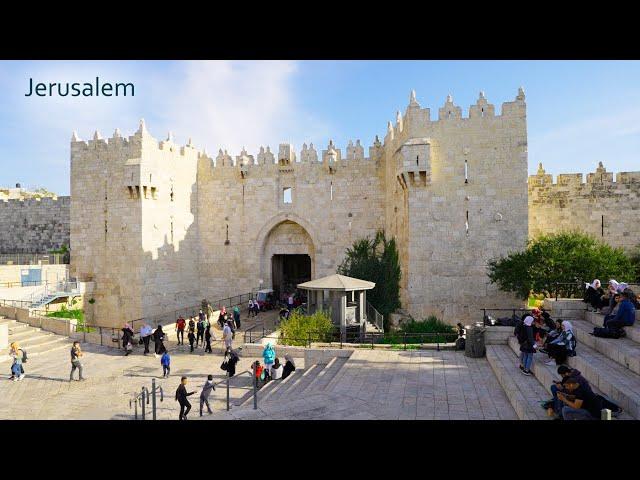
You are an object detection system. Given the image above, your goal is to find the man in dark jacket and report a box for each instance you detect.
[175,376,196,420]
[558,376,603,420]
[544,366,589,416]
[604,290,636,334]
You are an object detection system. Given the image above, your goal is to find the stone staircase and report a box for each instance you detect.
[487,299,639,420]
[0,316,73,362]
[208,356,349,418]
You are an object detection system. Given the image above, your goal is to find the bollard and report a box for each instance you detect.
[141,388,146,420]
[253,362,258,410]
[226,370,230,411]
[152,379,157,421]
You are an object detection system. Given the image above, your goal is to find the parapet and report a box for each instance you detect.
[529,162,640,188]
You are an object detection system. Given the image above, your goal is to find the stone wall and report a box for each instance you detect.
[0,196,70,253]
[529,162,640,251]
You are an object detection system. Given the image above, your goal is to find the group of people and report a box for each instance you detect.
[248,343,296,386]
[515,307,576,376]
[583,279,638,338]
[121,323,168,356]
[176,310,217,353]
[174,374,217,420]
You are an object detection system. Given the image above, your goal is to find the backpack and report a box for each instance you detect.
[21,349,28,363]
[592,326,620,338]
[514,320,525,342]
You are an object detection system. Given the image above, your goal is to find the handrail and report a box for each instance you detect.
[129,379,163,420]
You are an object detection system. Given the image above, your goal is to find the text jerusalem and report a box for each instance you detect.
[25,77,135,97]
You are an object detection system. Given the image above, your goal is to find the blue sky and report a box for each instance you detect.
[1,60,639,195]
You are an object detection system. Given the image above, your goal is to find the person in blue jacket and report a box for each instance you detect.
[604,290,636,335]
[262,343,276,380]
[161,350,171,378]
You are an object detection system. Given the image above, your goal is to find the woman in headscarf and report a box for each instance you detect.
[270,357,283,380]
[282,354,296,380]
[121,323,134,355]
[543,320,576,366]
[218,306,227,328]
[153,324,166,356]
[583,279,606,311]
[602,280,620,314]
[517,315,536,376]
[262,343,276,380]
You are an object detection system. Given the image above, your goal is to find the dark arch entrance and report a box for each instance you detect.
[271,254,311,300]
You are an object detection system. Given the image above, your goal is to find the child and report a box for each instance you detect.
[188,329,196,353]
[199,374,215,416]
[161,350,171,378]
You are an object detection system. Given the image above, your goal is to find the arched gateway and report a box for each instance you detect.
[256,213,320,300]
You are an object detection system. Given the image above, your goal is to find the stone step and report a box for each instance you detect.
[266,367,309,402]
[8,327,43,341]
[7,323,30,335]
[509,337,640,420]
[281,364,322,398]
[572,320,640,376]
[258,369,299,404]
[297,358,336,395]
[285,363,326,400]
[305,357,348,394]
[0,338,72,363]
[486,345,550,420]
[584,311,640,344]
[12,332,66,350]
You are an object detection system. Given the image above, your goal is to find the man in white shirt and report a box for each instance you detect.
[140,323,153,355]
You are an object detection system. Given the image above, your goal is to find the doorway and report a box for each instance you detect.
[271,254,311,300]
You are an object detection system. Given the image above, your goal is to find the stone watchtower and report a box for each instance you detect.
[380,89,528,321]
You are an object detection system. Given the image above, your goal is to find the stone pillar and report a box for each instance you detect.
[358,290,365,322]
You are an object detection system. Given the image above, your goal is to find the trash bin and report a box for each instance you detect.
[464,323,486,358]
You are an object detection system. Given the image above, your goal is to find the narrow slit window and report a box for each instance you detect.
[330,181,333,200]
[170,220,174,243]
[170,185,174,202]
[465,210,469,236]
[481,107,485,118]
[283,187,292,204]
[601,215,604,237]
[416,155,419,166]
[104,220,108,241]
[464,159,469,183]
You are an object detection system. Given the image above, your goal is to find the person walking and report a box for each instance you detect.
[9,342,25,381]
[233,305,241,329]
[204,325,213,353]
[175,316,186,345]
[188,328,196,353]
[282,354,296,380]
[69,341,85,381]
[222,319,233,353]
[224,349,240,377]
[248,299,255,318]
[140,323,153,355]
[153,325,167,357]
[196,316,205,348]
[175,376,196,420]
[199,374,215,416]
[161,350,171,378]
[121,323,134,356]
[218,306,227,327]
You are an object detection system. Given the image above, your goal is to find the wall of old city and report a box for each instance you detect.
[0,196,70,254]
[529,162,640,252]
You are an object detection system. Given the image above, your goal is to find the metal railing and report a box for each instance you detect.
[0,253,68,265]
[214,369,253,412]
[366,301,384,332]
[129,292,255,333]
[129,378,164,420]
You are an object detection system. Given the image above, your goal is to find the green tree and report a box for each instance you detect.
[630,245,640,283]
[488,231,635,299]
[338,230,401,328]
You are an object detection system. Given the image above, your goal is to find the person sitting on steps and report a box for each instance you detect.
[583,279,606,312]
[557,376,603,420]
[603,290,636,337]
[540,320,576,366]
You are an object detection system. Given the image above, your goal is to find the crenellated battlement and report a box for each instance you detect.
[0,195,70,206]
[528,162,640,188]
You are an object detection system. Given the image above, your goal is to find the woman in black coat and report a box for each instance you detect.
[584,279,606,311]
[153,325,167,355]
[282,354,296,380]
[121,324,134,355]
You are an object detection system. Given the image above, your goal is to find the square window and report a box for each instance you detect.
[283,187,292,204]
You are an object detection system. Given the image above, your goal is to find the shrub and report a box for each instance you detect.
[382,315,457,344]
[630,245,640,283]
[488,231,635,300]
[279,310,334,346]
